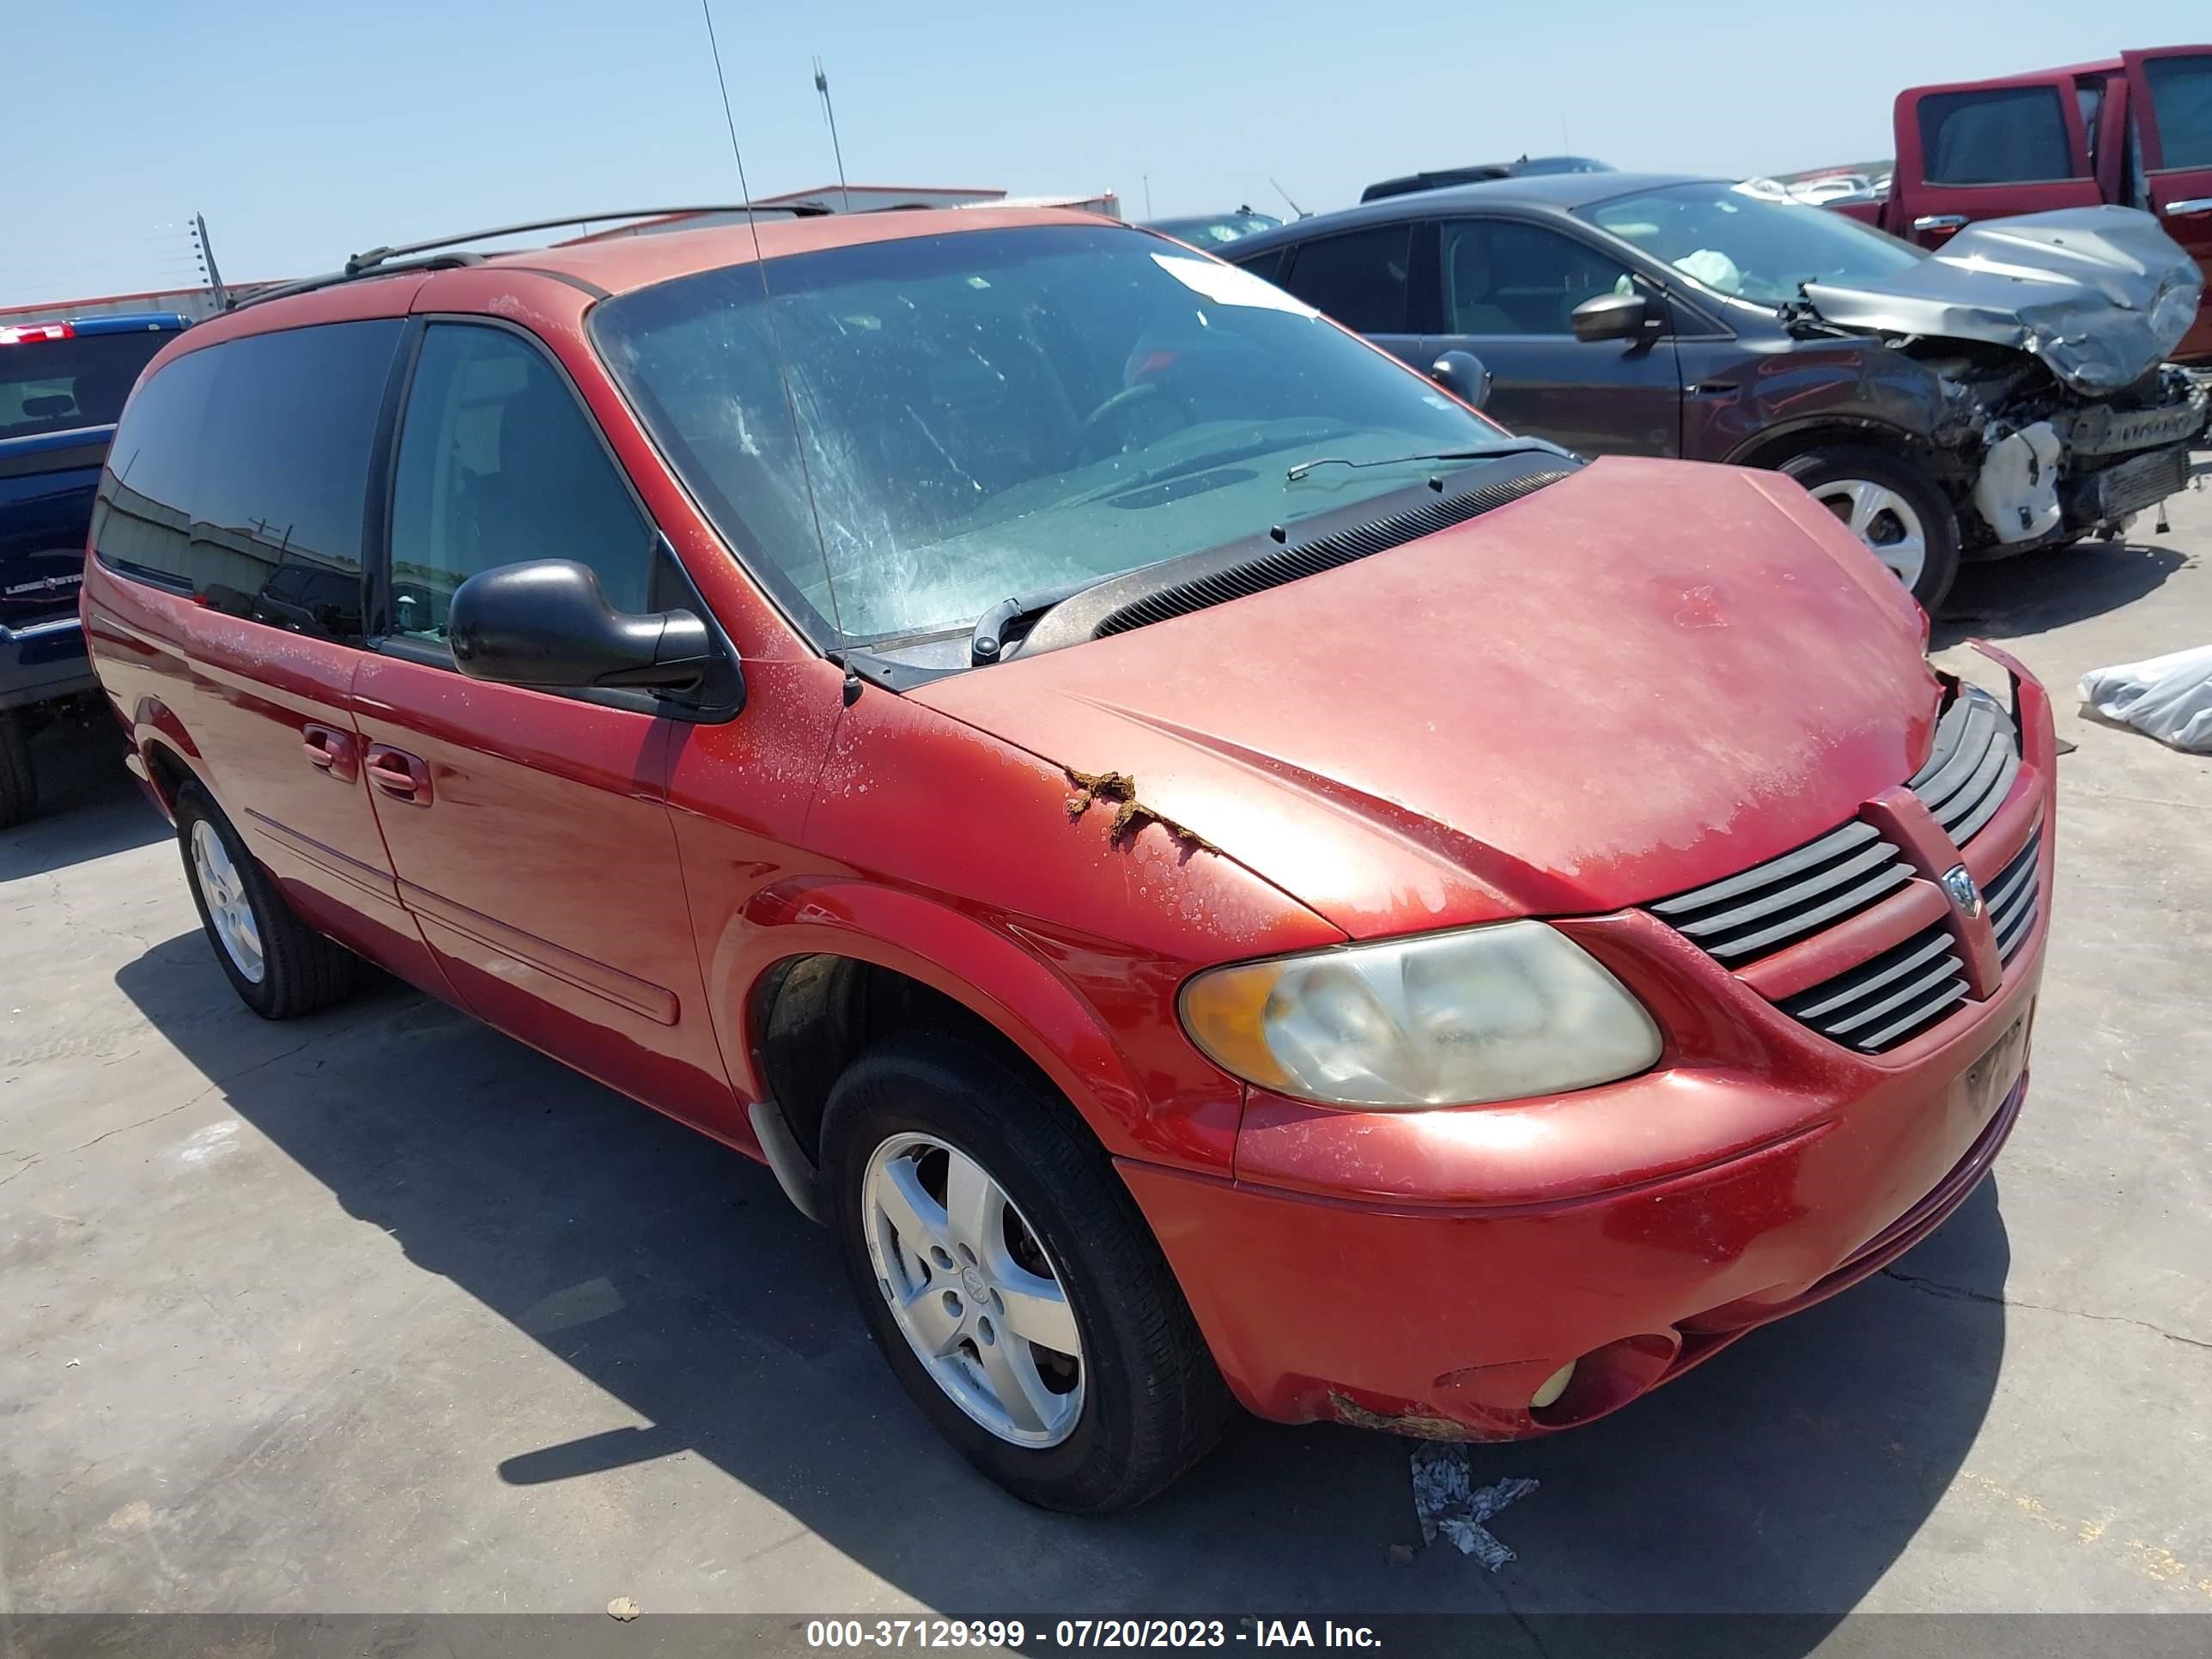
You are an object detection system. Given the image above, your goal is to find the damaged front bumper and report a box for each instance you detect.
[1966,371,2205,549]
[2057,385,2211,456]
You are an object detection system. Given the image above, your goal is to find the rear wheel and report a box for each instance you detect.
[176,783,359,1018]
[0,710,33,830]
[821,1030,1231,1513]
[1782,446,1960,613]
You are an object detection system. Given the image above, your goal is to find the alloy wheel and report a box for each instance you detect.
[1810,477,1929,589]
[861,1131,1085,1448]
[191,818,265,984]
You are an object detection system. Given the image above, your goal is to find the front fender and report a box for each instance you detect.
[711,878,1232,1171]
[679,682,1343,1177]
[1705,341,1948,466]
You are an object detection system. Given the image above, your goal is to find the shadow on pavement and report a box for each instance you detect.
[0,720,166,881]
[1933,538,2186,648]
[114,938,2010,1632]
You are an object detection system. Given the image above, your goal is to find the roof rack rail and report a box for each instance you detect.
[228,252,484,313]
[226,204,831,312]
[342,203,830,275]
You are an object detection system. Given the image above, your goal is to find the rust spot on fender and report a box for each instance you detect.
[1326,1391,1472,1441]
[1064,767,1220,854]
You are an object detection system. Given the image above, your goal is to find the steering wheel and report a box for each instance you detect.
[1076,380,1164,453]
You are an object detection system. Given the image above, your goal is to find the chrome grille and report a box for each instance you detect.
[1647,818,1911,964]
[1986,830,2042,965]
[1778,921,1970,1054]
[1909,686,2020,845]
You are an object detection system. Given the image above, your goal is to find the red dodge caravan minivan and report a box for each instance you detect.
[82,208,2055,1512]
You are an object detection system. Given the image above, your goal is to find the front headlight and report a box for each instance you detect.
[1178,921,1662,1109]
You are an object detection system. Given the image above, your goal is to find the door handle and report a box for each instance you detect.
[2163,197,2212,217]
[364,743,434,806]
[301,722,359,783]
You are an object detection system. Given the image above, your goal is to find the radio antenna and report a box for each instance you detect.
[698,0,844,642]
[812,58,853,214]
[701,0,752,206]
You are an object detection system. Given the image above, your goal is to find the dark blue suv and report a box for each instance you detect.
[2,312,185,824]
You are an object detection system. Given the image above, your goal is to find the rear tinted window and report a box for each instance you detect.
[0,329,170,440]
[1917,87,2075,185]
[93,319,400,644]
[1278,225,1413,332]
[2144,54,2212,170]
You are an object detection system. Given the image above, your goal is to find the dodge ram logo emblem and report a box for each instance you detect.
[1941,864,1984,919]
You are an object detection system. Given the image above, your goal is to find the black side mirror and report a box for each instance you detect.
[1430,349,1492,410]
[1571,291,1656,343]
[448,560,714,692]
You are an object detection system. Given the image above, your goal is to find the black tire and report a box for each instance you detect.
[175,782,359,1019]
[821,1030,1232,1513]
[1780,445,1962,614]
[0,709,33,830]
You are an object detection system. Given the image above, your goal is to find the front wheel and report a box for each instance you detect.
[1781,446,1961,614]
[821,1030,1231,1513]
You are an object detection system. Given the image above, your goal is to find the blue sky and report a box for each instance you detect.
[10,0,2202,304]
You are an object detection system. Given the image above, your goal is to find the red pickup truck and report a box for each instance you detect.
[1832,46,2212,362]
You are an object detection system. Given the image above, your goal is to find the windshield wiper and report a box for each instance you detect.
[1060,423,1352,509]
[969,578,1095,665]
[1284,440,1561,483]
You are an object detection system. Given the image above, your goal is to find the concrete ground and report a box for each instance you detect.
[4,475,2209,1628]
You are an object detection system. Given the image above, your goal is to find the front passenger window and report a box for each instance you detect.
[387,325,653,645]
[1441,221,1632,336]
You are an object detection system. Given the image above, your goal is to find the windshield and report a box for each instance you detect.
[590,224,1506,648]
[1577,181,1924,306]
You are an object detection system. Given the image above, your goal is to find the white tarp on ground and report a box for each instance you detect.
[2080,645,2212,753]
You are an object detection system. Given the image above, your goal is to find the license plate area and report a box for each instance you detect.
[1960,1013,2027,1131]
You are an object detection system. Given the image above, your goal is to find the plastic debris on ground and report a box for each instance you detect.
[2080,644,2212,754]
[1409,1443,1538,1570]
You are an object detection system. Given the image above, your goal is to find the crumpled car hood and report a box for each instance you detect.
[910,459,1943,940]
[1802,206,2203,394]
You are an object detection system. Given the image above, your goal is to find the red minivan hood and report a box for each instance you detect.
[912,458,1943,939]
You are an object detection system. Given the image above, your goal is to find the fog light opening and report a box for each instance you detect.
[1528,1362,1576,1411]
[1528,1332,1681,1428]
